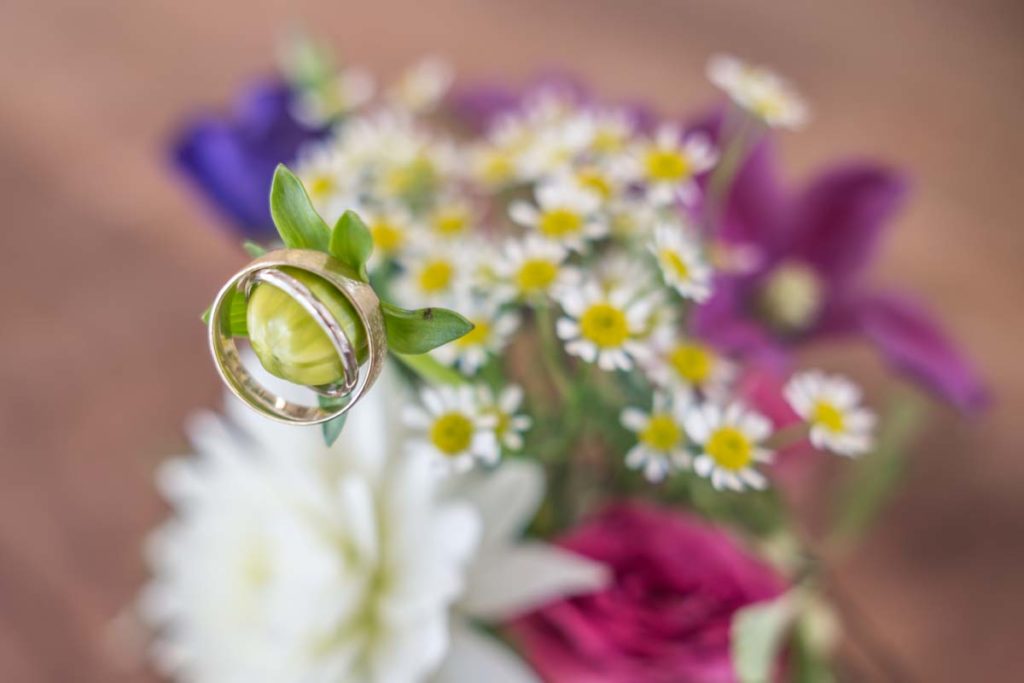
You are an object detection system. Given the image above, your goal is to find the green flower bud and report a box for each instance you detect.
[247,267,368,387]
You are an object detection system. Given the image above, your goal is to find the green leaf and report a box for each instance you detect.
[328,210,373,281]
[393,352,468,386]
[269,164,330,252]
[319,396,348,446]
[829,392,927,546]
[242,240,267,257]
[201,289,248,337]
[381,301,474,355]
[732,592,800,683]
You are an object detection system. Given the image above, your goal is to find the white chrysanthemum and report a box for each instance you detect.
[141,378,478,683]
[650,221,713,302]
[404,386,500,473]
[644,338,736,399]
[625,124,717,206]
[476,384,533,451]
[293,66,376,125]
[388,57,454,113]
[493,236,576,303]
[707,54,808,130]
[784,371,875,457]
[433,298,520,375]
[620,391,693,482]
[509,180,606,252]
[554,280,652,371]
[684,402,774,492]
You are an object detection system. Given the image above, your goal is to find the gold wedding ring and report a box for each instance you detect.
[208,249,387,425]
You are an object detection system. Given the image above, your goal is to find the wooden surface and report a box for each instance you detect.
[0,1,1022,680]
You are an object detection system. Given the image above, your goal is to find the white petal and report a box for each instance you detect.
[443,460,544,547]
[432,619,541,683]
[460,543,609,621]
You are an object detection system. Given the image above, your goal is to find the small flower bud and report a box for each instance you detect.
[247,267,368,387]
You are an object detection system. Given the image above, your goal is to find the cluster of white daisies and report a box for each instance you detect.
[291,53,872,490]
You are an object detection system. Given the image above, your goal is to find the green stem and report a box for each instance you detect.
[534,303,573,402]
[703,112,761,231]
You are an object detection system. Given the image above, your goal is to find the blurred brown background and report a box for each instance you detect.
[1,0,1022,681]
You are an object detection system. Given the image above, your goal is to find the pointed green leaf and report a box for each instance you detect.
[319,396,348,446]
[269,164,330,252]
[732,592,800,683]
[381,301,473,355]
[328,210,373,281]
[393,352,468,386]
[242,240,267,257]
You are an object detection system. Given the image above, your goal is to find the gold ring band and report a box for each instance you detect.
[208,249,387,425]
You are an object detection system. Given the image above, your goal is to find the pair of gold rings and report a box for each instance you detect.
[208,249,386,425]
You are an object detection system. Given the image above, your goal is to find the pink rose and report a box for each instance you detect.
[512,502,785,683]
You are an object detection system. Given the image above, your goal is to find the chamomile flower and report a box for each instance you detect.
[568,162,623,205]
[292,66,375,125]
[363,204,416,260]
[627,124,717,206]
[517,119,593,182]
[645,338,736,398]
[510,180,606,252]
[707,54,808,130]
[428,197,475,239]
[620,391,693,482]
[579,107,635,157]
[606,196,660,242]
[433,297,521,375]
[388,56,454,113]
[477,384,533,451]
[650,221,713,302]
[296,146,351,223]
[555,280,652,371]
[403,386,499,473]
[392,242,471,307]
[684,402,774,491]
[493,236,577,303]
[784,371,876,457]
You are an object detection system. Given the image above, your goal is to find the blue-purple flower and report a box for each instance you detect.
[691,114,987,411]
[173,79,324,238]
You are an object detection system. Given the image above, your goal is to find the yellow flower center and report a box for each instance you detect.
[579,303,629,348]
[576,168,613,199]
[433,208,468,236]
[592,129,624,154]
[668,343,714,384]
[706,426,753,471]
[539,208,583,238]
[429,412,474,455]
[305,174,335,200]
[418,259,454,293]
[370,221,404,253]
[812,400,845,433]
[640,413,682,451]
[660,249,691,281]
[644,149,690,182]
[515,259,558,294]
[758,262,824,332]
[386,156,438,199]
[456,320,490,348]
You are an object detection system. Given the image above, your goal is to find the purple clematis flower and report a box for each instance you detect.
[173,79,324,239]
[691,114,988,411]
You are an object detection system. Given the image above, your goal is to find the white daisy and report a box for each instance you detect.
[707,54,808,130]
[650,221,713,302]
[404,386,500,473]
[392,241,472,307]
[428,197,476,240]
[476,384,533,451]
[620,391,694,482]
[433,298,521,375]
[784,371,876,457]
[296,144,353,225]
[292,66,375,125]
[644,338,736,399]
[578,107,635,157]
[493,236,576,303]
[626,124,717,206]
[516,119,593,182]
[363,204,417,261]
[388,56,454,113]
[509,179,606,252]
[684,402,774,491]
[554,280,652,371]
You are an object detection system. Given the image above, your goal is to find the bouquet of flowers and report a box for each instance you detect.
[142,38,986,682]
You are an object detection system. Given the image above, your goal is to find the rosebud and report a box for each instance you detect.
[247,267,368,387]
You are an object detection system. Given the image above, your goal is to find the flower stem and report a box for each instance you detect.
[534,302,573,402]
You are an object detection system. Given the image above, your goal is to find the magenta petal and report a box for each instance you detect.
[789,164,909,288]
[856,292,989,411]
